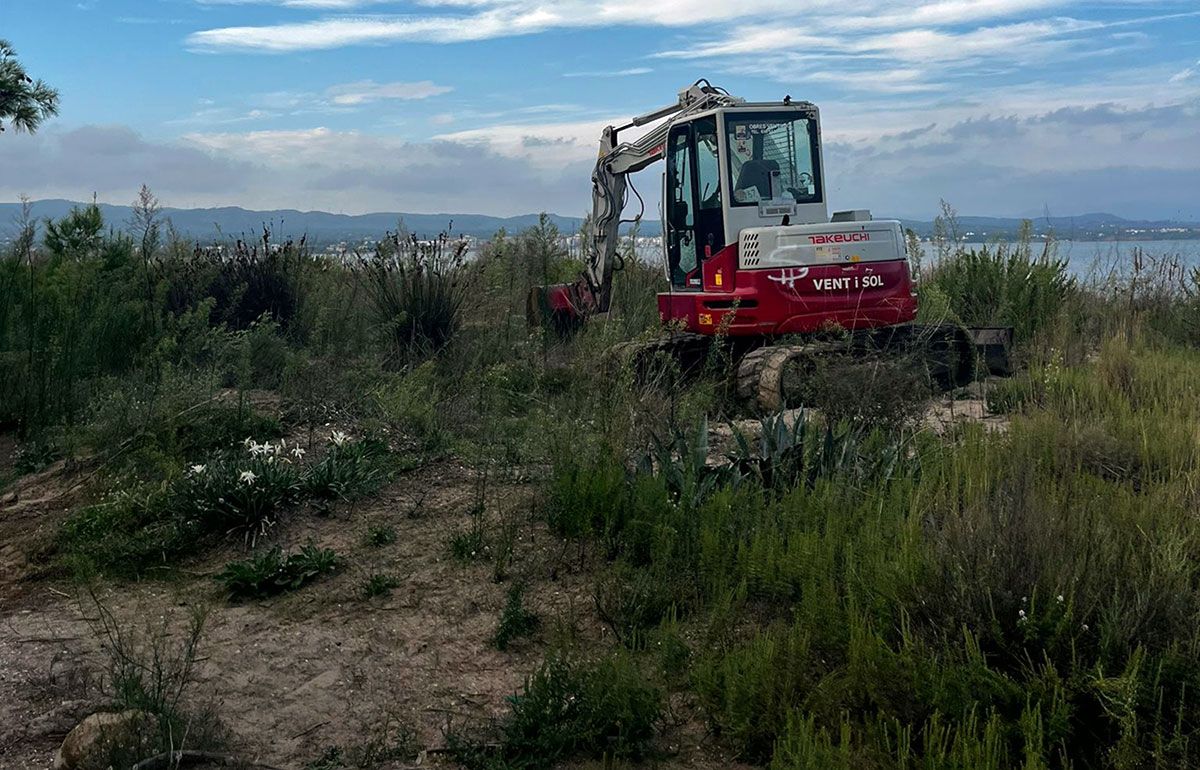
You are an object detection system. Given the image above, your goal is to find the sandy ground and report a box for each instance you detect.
[2,457,573,766]
[0,450,742,770]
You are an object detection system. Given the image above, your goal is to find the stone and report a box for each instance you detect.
[53,710,156,770]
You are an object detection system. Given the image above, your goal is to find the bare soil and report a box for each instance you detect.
[0,448,739,769]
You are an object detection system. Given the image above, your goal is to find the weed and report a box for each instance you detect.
[449,516,489,563]
[364,524,397,547]
[218,544,340,599]
[306,716,420,768]
[984,374,1036,413]
[493,582,539,651]
[491,515,518,583]
[361,572,400,599]
[87,592,226,765]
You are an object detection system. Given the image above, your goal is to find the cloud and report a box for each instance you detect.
[0,126,251,203]
[324,80,453,105]
[185,0,1071,52]
[563,68,653,78]
[1171,60,1199,83]
[821,101,1200,218]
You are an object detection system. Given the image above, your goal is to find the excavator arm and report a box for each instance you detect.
[529,80,744,327]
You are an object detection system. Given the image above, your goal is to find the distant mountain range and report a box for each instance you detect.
[1,200,1197,244]
[0,199,586,243]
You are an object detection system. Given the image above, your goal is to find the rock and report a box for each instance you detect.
[53,709,156,770]
[1,490,16,506]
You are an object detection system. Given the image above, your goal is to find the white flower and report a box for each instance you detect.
[331,430,349,447]
[1018,609,1026,618]
[239,470,258,485]
[1082,624,1090,631]
[189,464,206,475]
[1056,594,1064,603]
[243,437,253,448]
[291,446,306,459]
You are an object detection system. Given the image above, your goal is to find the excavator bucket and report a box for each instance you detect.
[527,283,584,335]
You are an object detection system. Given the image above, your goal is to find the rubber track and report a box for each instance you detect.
[735,341,839,412]
[606,332,712,378]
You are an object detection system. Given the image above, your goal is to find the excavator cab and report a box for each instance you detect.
[663,104,827,291]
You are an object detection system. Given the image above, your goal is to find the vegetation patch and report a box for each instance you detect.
[450,653,661,769]
[217,544,340,599]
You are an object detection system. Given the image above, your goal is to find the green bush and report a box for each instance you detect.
[218,544,340,599]
[926,237,1073,345]
[493,582,539,651]
[361,228,471,364]
[304,434,391,501]
[452,653,662,769]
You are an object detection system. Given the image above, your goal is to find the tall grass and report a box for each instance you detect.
[359,226,471,365]
[548,335,1200,767]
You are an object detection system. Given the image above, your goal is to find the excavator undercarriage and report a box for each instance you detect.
[609,323,1005,414]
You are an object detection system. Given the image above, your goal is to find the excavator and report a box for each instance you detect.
[529,79,1010,411]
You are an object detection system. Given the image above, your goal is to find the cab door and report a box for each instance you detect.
[664,118,726,290]
[665,125,698,289]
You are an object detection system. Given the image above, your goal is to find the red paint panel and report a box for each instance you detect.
[701,242,738,293]
[658,259,917,336]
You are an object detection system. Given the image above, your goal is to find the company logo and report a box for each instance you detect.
[767,267,810,290]
[809,232,870,244]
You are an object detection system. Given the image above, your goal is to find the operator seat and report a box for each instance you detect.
[734,159,780,200]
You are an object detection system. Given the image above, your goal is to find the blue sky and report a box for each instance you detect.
[1,0,1198,219]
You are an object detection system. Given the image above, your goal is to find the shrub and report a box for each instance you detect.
[793,349,932,428]
[360,228,471,364]
[452,653,662,769]
[88,594,225,765]
[218,544,340,599]
[493,582,539,651]
[190,229,314,334]
[926,235,1073,346]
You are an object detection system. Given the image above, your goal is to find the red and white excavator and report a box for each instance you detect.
[530,80,1009,410]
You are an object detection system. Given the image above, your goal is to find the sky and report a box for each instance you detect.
[0,0,1198,220]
